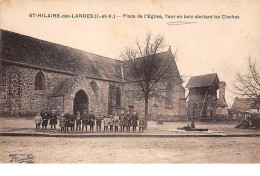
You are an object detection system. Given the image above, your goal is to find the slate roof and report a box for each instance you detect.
[51,77,79,97]
[0,29,182,85]
[0,29,123,82]
[186,73,219,88]
[122,49,182,84]
[232,97,260,112]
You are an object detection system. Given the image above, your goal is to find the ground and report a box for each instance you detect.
[0,117,260,163]
[1,136,260,163]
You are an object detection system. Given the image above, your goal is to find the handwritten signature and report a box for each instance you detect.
[9,154,34,163]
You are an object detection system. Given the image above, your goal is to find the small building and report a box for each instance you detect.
[232,97,260,114]
[186,73,219,120]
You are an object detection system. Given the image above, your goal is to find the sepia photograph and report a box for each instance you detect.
[0,0,260,165]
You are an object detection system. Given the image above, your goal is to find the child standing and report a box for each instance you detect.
[41,112,49,132]
[113,113,120,132]
[59,114,66,132]
[103,114,110,132]
[34,113,42,132]
[139,114,145,133]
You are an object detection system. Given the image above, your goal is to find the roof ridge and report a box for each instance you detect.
[0,29,120,62]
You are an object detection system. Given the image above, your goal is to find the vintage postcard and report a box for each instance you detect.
[0,0,260,164]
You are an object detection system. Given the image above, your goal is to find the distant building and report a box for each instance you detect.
[186,73,219,120]
[231,97,260,114]
[0,29,186,118]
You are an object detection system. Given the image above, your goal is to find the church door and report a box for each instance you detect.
[73,90,89,115]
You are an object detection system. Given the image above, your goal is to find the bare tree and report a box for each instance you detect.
[121,33,183,127]
[233,58,260,104]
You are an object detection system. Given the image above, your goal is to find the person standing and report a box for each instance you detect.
[76,111,82,132]
[34,113,42,132]
[113,113,120,132]
[89,111,95,133]
[49,110,58,132]
[131,111,138,132]
[81,110,88,132]
[96,113,103,132]
[125,111,131,133]
[139,114,145,133]
[103,114,110,132]
[70,114,75,132]
[109,115,114,132]
[191,116,196,129]
[59,114,66,132]
[64,113,70,132]
[119,111,125,132]
[41,112,49,132]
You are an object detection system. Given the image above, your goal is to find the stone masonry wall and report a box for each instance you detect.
[122,81,186,119]
[0,63,71,116]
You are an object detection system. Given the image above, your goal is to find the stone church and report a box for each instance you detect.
[0,29,186,119]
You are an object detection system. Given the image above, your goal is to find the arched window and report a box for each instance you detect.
[35,71,45,91]
[165,83,173,107]
[116,87,121,107]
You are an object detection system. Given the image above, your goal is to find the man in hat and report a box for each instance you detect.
[89,110,95,133]
[49,110,58,132]
[125,110,131,133]
[131,111,138,132]
[75,111,82,132]
[64,113,70,132]
[96,112,103,132]
[119,111,125,132]
[82,110,88,132]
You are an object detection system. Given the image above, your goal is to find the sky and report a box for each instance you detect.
[1,0,260,106]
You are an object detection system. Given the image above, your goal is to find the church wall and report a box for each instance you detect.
[121,82,186,120]
[0,63,71,116]
[60,78,110,116]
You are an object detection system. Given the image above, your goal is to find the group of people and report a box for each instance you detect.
[34,110,58,132]
[34,110,145,133]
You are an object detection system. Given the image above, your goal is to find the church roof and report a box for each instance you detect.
[0,29,182,84]
[122,49,182,84]
[186,73,219,88]
[51,77,79,97]
[0,29,123,82]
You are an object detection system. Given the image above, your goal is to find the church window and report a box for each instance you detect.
[116,87,121,107]
[165,83,173,108]
[35,71,45,91]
